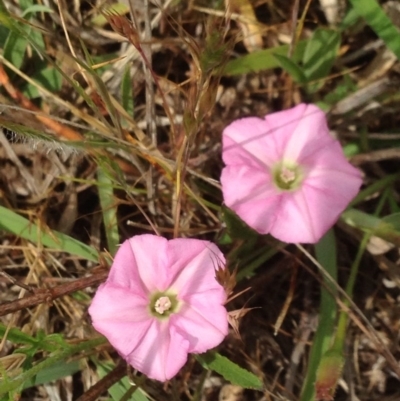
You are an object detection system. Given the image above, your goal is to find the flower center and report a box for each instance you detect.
[154,296,172,314]
[280,166,296,184]
[149,291,179,319]
[273,162,303,191]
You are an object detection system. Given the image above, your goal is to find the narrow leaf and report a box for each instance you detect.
[223,40,307,75]
[23,361,80,389]
[196,351,263,390]
[342,209,400,246]
[302,28,341,81]
[349,0,400,60]
[273,53,307,83]
[300,230,338,401]
[0,206,99,262]
[97,167,120,256]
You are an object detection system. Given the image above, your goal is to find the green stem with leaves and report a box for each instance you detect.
[0,337,106,394]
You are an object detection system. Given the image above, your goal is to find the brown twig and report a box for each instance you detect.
[0,269,35,293]
[75,361,127,401]
[0,270,108,317]
[351,148,400,165]
[288,0,300,58]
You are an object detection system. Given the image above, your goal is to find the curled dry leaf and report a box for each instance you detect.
[215,264,238,299]
[226,0,263,52]
[228,307,254,337]
[102,11,141,49]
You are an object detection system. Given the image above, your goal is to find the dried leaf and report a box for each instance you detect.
[215,265,238,298]
[226,0,263,52]
[228,307,253,337]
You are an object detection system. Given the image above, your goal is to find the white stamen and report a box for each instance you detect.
[280,166,296,183]
[154,296,172,314]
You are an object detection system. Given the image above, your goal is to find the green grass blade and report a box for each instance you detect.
[273,53,307,83]
[22,360,80,389]
[121,64,135,118]
[96,362,149,401]
[196,351,263,390]
[97,167,120,256]
[3,30,27,69]
[0,324,38,346]
[350,173,400,207]
[349,0,400,60]
[0,206,99,262]
[223,40,307,75]
[302,28,341,81]
[342,208,400,246]
[300,229,338,401]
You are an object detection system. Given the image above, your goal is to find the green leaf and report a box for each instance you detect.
[0,5,16,30]
[23,65,63,98]
[196,351,263,390]
[221,206,258,241]
[121,64,135,119]
[350,173,400,207]
[273,53,307,83]
[302,28,341,81]
[21,5,53,17]
[0,337,106,394]
[96,361,149,401]
[300,230,338,401]
[339,6,362,30]
[0,325,38,346]
[349,0,400,60]
[23,360,80,389]
[342,209,400,246]
[3,0,47,69]
[3,30,27,69]
[97,167,120,256]
[343,143,360,158]
[223,40,307,75]
[0,206,99,262]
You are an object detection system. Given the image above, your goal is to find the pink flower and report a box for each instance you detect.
[221,103,362,243]
[88,234,228,382]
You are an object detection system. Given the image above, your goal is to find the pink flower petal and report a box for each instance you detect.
[221,165,275,207]
[166,240,226,299]
[264,104,333,162]
[126,320,190,382]
[88,284,152,356]
[222,117,281,168]
[228,196,282,235]
[127,235,170,292]
[106,240,147,297]
[172,298,228,353]
[268,190,319,243]
[269,167,362,243]
[301,140,359,175]
[221,165,283,233]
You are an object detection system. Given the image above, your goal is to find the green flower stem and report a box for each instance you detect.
[301,184,389,401]
[349,173,400,207]
[332,234,370,352]
[0,337,106,394]
[333,187,389,352]
[300,229,338,401]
